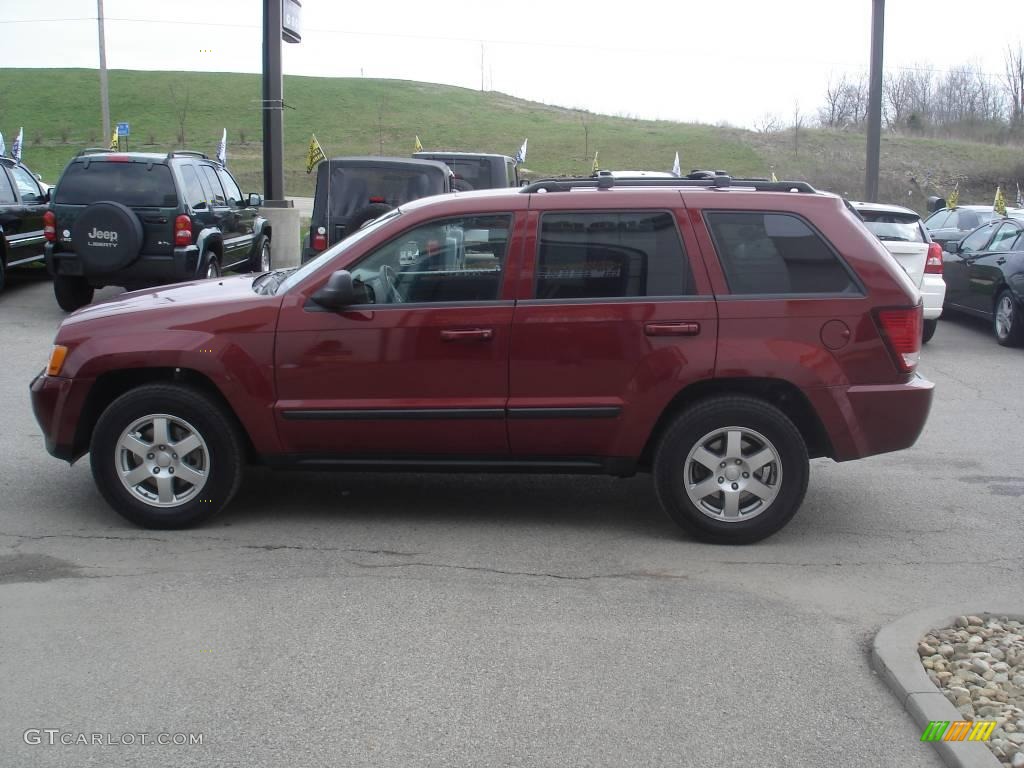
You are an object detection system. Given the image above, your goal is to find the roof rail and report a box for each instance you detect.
[520,172,817,194]
[166,150,209,160]
[75,147,116,158]
[0,156,16,166]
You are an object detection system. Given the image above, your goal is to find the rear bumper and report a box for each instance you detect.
[45,243,201,287]
[807,375,934,462]
[30,371,93,462]
[921,274,946,320]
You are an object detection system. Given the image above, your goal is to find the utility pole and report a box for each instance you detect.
[262,0,285,202]
[480,43,485,92]
[97,0,110,142]
[865,0,885,202]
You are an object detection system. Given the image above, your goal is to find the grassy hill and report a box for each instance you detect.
[1,68,1022,210]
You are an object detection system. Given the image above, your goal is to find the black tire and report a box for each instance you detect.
[922,319,938,344]
[53,275,94,312]
[249,234,271,273]
[653,396,809,544]
[346,203,393,237]
[89,384,244,529]
[203,254,221,279]
[0,256,6,294]
[994,289,1024,347]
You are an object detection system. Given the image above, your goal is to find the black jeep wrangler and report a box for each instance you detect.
[0,156,50,294]
[303,156,451,263]
[413,151,519,190]
[45,149,270,311]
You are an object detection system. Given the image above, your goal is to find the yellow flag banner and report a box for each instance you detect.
[414,135,424,153]
[306,134,326,175]
[771,170,778,183]
[109,129,119,151]
[994,185,1007,217]
[947,181,959,210]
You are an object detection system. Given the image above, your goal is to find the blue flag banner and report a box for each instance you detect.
[515,138,528,165]
[216,128,227,166]
[11,127,23,162]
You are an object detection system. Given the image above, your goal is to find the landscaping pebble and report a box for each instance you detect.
[920,616,1024,767]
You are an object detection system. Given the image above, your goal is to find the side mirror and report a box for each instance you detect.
[248,193,263,207]
[945,240,961,255]
[311,270,357,310]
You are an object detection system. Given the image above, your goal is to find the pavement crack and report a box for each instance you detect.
[0,531,168,544]
[335,558,690,581]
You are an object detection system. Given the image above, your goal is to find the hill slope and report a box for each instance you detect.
[1,68,1020,207]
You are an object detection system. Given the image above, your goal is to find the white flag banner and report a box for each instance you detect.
[0,131,5,157]
[515,138,528,165]
[11,127,23,162]
[671,151,681,177]
[216,128,227,166]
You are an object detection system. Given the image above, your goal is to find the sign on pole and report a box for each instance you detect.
[116,122,130,137]
[282,0,302,44]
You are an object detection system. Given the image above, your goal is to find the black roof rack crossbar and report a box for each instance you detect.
[75,147,116,158]
[521,175,817,194]
[166,150,209,160]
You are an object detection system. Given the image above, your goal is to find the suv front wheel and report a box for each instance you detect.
[654,396,809,544]
[90,384,244,529]
[53,275,94,312]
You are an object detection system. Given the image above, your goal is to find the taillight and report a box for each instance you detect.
[174,214,192,247]
[312,226,327,251]
[369,196,386,204]
[43,210,56,242]
[876,306,923,374]
[925,242,943,275]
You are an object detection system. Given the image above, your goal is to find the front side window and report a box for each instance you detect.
[988,223,1021,252]
[199,165,226,206]
[960,223,996,253]
[10,165,43,203]
[705,211,859,295]
[216,168,243,207]
[180,165,208,210]
[348,214,511,304]
[535,211,693,300]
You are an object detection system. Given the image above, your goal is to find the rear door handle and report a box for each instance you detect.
[996,257,1006,265]
[440,328,494,342]
[645,322,701,337]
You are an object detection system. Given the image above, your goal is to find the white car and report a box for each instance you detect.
[851,201,946,343]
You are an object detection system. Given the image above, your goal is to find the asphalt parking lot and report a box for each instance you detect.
[1,269,1021,768]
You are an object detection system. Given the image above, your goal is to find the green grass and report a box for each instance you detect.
[1,68,1021,210]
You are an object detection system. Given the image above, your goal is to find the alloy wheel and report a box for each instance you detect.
[115,414,210,508]
[683,426,782,522]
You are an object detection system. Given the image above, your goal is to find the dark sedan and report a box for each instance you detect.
[924,205,1024,249]
[942,217,1024,345]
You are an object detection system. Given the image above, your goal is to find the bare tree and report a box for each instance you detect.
[754,112,783,133]
[377,96,388,155]
[1005,42,1024,128]
[792,101,804,155]
[819,74,850,128]
[579,113,591,161]
[169,83,191,146]
[884,70,913,130]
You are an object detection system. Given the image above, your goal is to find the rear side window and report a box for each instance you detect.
[199,165,226,206]
[0,169,15,204]
[705,211,859,295]
[858,210,926,243]
[989,223,1021,252]
[924,210,949,229]
[179,165,208,210]
[536,211,693,300]
[55,162,177,207]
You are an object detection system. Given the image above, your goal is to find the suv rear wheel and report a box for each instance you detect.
[89,384,243,529]
[654,396,809,544]
[53,275,94,312]
[250,235,271,272]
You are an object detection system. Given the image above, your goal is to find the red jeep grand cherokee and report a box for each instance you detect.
[30,174,933,543]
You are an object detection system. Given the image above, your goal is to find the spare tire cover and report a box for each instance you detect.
[71,201,145,274]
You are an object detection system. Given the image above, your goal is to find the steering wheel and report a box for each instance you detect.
[378,264,403,304]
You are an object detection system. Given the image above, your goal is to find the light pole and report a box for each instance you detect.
[97,0,110,142]
[865,0,885,202]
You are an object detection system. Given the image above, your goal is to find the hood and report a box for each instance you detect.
[56,274,282,343]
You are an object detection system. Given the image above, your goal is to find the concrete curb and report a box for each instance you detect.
[871,606,1024,768]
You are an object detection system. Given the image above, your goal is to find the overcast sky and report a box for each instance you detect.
[2,0,1023,127]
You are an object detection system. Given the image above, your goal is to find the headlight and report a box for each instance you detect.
[46,345,69,376]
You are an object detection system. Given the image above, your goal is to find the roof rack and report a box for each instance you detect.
[166,150,209,160]
[75,147,116,158]
[0,156,16,166]
[521,170,817,195]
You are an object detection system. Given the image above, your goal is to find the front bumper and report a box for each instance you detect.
[30,371,94,462]
[807,374,935,462]
[45,243,202,287]
[920,274,946,320]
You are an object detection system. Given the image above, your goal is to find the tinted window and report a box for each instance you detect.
[216,168,243,207]
[536,211,692,300]
[989,223,1021,252]
[944,211,959,229]
[858,210,926,243]
[10,165,43,202]
[350,214,511,304]
[961,223,996,253]
[316,164,447,223]
[706,211,859,295]
[55,162,178,207]
[0,169,15,204]
[924,210,949,229]
[180,165,208,210]
[445,159,492,190]
[199,165,226,206]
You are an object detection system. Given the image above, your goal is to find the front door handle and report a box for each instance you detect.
[645,322,701,337]
[440,328,494,342]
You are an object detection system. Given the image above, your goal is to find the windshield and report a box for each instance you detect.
[858,211,925,243]
[272,208,402,295]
